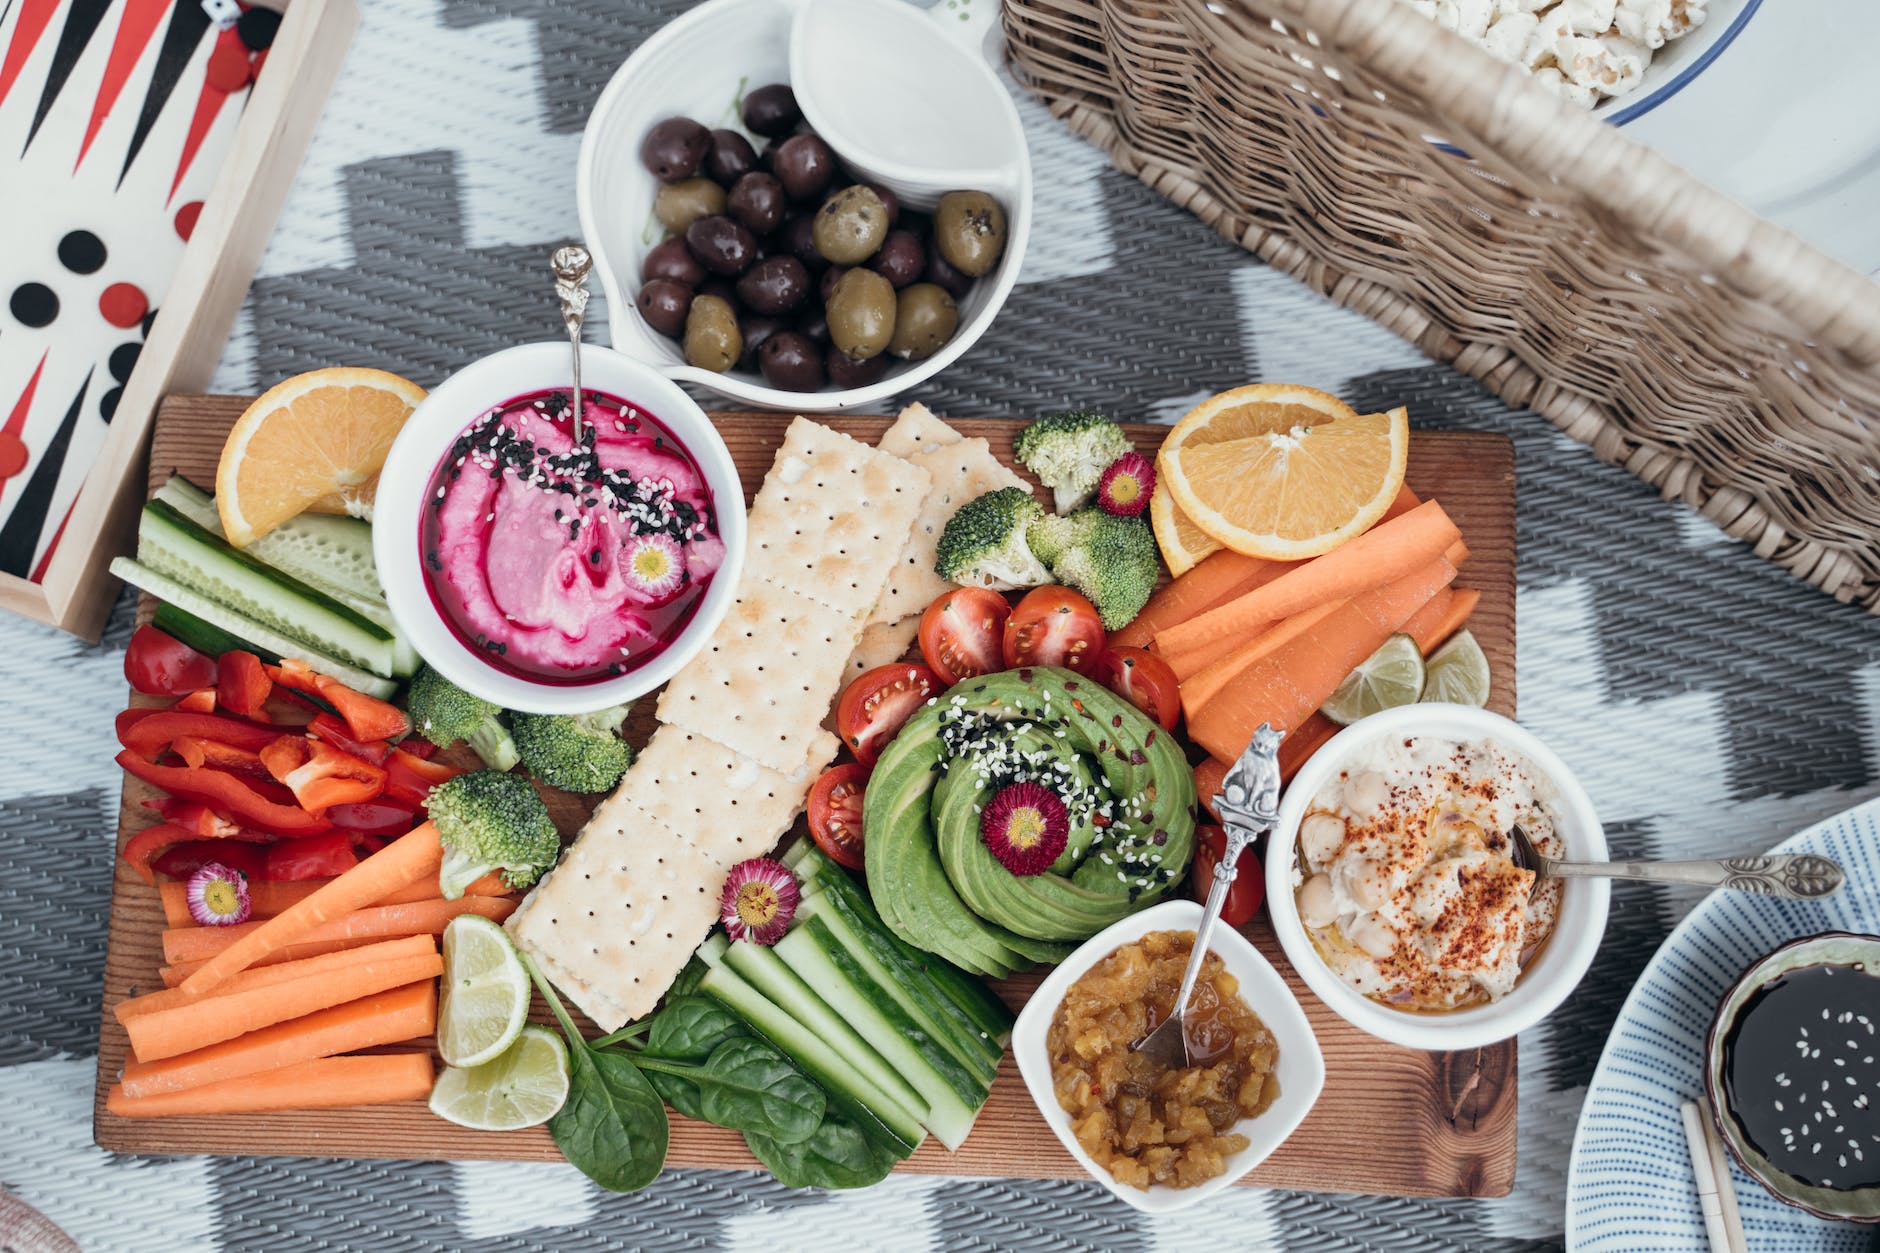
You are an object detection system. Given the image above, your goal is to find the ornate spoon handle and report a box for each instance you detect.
[1543,853,1843,899]
[550,245,593,443]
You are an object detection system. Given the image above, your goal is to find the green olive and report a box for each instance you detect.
[812,185,889,265]
[683,294,741,372]
[887,283,958,360]
[825,268,896,360]
[934,190,1006,278]
[654,177,727,234]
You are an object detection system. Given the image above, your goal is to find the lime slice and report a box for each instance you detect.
[437,913,532,1068]
[1321,633,1426,726]
[1420,629,1490,708]
[428,1024,570,1131]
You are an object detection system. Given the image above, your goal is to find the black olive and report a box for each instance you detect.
[643,236,705,287]
[636,279,692,337]
[639,116,708,182]
[727,172,787,236]
[741,83,802,138]
[684,214,758,276]
[704,128,758,184]
[772,134,836,202]
[759,331,825,391]
[736,255,811,316]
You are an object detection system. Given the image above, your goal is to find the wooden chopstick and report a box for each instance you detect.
[1681,1098,1748,1253]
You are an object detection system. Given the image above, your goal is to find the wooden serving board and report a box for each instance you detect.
[95,397,1519,1198]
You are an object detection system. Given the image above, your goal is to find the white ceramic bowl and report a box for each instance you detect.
[1012,899,1327,1214]
[374,342,745,715]
[1264,703,1610,1051]
[575,0,1031,412]
[1600,0,1761,126]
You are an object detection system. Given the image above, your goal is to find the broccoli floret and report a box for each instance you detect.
[934,487,1051,591]
[406,665,520,771]
[510,704,634,794]
[1046,509,1160,630]
[1026,508,1099,569]
[1012,410,1133,513]
[427,769,560,898]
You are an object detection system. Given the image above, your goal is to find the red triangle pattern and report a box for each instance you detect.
[0,0,60,111]
[167,23,244,204]
[0,351,48,511]
[76,0,172,171]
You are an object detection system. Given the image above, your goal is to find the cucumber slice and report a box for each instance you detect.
[111,558,398,699]
[778,918,988,1149]
[152,601,280,664]
[719,940,928,1130]
[137,500,396,676]
[697,958,923,1155]
[797,848,1014,1051]
[151,478,417,677]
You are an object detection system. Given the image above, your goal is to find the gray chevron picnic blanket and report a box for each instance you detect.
[3,1,1877,1249]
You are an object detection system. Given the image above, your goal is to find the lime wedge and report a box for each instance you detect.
[1420,629,1490,708]
[1321,633,1426,726]
[437,913,532,1068]
[428,1024,570,1131]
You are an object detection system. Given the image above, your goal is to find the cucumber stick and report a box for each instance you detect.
[137,500,396,676]
[795,846,1015,1051]
[777,919,988,1150]
[112,558,397,699]
[152,477,417,676]
[152,601,279,665]
[697,954,924,1154]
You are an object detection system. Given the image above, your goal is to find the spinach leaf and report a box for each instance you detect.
[744,1107,899,1189]
[524,953,670,1192]
[667,955,711,1001]
[634,1037,825,1144]
[642,995,747,1061]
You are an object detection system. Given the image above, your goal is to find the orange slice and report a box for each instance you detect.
[1148,480,1220,577]
[216,368,426,547]
[1158,384,1409,560]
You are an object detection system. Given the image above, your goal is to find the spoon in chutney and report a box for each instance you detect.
[1133,723,1283,1071]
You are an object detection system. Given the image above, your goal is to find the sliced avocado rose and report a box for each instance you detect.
[864,666,1196,974]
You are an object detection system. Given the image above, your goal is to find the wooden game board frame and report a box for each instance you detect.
[0,0,360,640]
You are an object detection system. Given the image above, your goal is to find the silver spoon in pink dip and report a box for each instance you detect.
[550,245,594,446]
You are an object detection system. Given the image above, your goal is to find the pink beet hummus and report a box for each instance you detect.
[421,387,722,683]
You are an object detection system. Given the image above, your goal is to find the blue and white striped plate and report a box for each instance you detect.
[1567,798,1880,1251]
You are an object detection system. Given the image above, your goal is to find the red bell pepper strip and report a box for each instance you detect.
[149,840,268,884]
[323,799,418,838]
[118,711,284,761]
[382,746,463,809]
[263,832,362,880]
[175,688,218,713]
[172,737,271,780]
[396,738,437,761]
[116,708,162,740]
[121,822,271,886]
[217,650,272,720]
[142,798,242,839]
[124,625,216,696]
[270,660,410,743]
[260,736,387,812]
[115,750,332,835]
[306,712,392,765]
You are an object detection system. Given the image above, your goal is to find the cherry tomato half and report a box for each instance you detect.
[807,762,870,871]
[1189,824,1265,927]
[836,663,940,767]
[1098,646,1182,732]
[125,624,217,697]
[919,587,1010,686]
[1002,586,1104,674]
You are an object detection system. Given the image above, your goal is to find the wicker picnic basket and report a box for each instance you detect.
[1002,0,1880,612]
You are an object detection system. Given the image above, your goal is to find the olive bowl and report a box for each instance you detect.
[1703,931,1880,1225]
[1010,899,1327,1214]
[576,0,1031,411]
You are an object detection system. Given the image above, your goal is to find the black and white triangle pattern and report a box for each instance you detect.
[2,1,1876,1249]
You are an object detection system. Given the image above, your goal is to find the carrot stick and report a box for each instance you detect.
[179,822,444,995]
[1156,500,1462,676]
[1178,599,1348,713]
[1278,713,1342,783]
[1193,757,1230,822]
[109,1052,434,1118]
[1409,587,1479,655]
[1187,556,1458,760]
[124,944,443,1062]
[161,895,515,967]
[121,935,436,1019]
[119,982,436,1099]
[1119,484,1424,650]
[158,872,510,930]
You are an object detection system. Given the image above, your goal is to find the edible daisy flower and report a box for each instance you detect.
[980,781,1071,876]
[1096,452,1155,518]
[186,862,252,926]
[719,857,800,945]
[619,531,687,606]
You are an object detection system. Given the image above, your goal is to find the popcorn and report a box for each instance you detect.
[1399,0,1702,106]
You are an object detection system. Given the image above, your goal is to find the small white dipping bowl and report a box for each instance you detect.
[1012,899,1326,1214]
[576,0,1031,412]
[374,342,745,715]
[1265,703,1609,1051]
